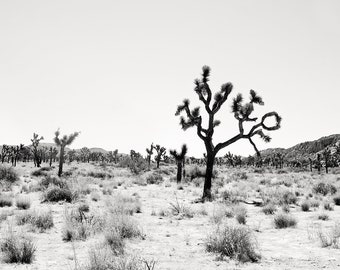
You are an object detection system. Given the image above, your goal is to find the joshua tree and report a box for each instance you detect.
[308,157,313,172]
[316,153,322,173]
[1,145,11,163]
[175,66,281,200]
[154,144,166,169]
[224,152,235,167]
[170,144,188,183]
[323,148,331,174]
[113,149,119,164]
[54,129,79,177]
[11,144,24,166]
[49,147,58,167]
[146,143,154,169]
[67,149,77,162]
[31,133,44,167]
[80,147,91,162]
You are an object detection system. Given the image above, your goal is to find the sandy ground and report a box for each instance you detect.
[0,162,340,270]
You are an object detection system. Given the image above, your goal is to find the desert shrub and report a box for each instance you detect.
[0,233,36,264]
[310,199,320,208]
[333,195,340,206]
[317,223,340,248]
[84,247,144,270]
[15,196,31,210]
[231,171,248,180]
[219,189,239,204]
[31,167,50,177]
[262,203,277,215]
[205,223,260,262]
[210,204,234,224]
[313,182,337,196]
[42,186,73,203]
[0,166,19,184]
[62,208,105,241]
[323,201,334,211]
[16,210,54,232]
[281,190,298,205]
[106,194,141,216]
[169,198,194,218]
[88,171,112,179]
[274,213,297,229]
[106,214,142,239]
[0,195,13,207]
[104,229,125,255]
[186,165,217,180]
[277,169,287,174]
[281,204,290,213]
[39,175,68,190]
[78,203,90,212]
[146,173,163,184]
[118,156,148,175]
[233,205,247,225]
[301,201,310,212]
[318,213,329,221]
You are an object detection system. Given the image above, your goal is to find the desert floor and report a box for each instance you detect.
[0,162,340,270]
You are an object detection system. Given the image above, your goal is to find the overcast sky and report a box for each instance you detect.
[0,0,339,157]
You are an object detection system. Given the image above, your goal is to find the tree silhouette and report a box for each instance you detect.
[154,144,166,169]
[54,129,79,177]
[31,133,44,167]
[175,66,281,200]
[170,144,188,183]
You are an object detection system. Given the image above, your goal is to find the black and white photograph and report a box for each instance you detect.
[0,1,340,269]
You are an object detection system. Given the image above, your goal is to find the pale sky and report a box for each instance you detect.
[0,0,339,157]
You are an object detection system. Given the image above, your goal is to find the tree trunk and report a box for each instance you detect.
[176,161,182,184]
[182,158,186,179]
[156,159,160,169]
[58,147,64,177]
[203,152,215,201]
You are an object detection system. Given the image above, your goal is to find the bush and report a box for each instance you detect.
[317,223,340,248]
[281,191,298,205]
[118,156,148,175]
[205,223,260,262]
[104,229,125,255]
[323,201,334,211]
[146,173,163,185]
[0,195,13,207]
[106,194,141,216]
[88,171,111,179]
[333,195,340,206]
[0,233,36,264]
[0,166,19,184]
[78,203,90,212]
[274,213,297,229]
[42,186,73,203]
[39,175,68,190]
[233,205,247,225]
[313,182,337,196]
[318,213,329,221]
[31,168,50,177]
[301,201,310,212]
[262,203,277,215]
[15,196,31,210]
[107,214,142,239]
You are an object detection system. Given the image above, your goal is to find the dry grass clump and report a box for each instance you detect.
[106,194,141,215]
[169,197,194,218]
[205,223,260,262]
[323,200,334,211]
[146,172,163,184]
[31,167,51,177]
[0,166,19,184]
[316,223,340,248]
[62,208,105,241]
[262,203,277,215]
[233,205,247,225]
[106,214,143,239]
[333,195,340,206]
[318,213,329,221]
[0,195,13,207]
[88,171,113,179]
[0,232,36,264]
[16,210,54,232]
[39,175,68,190]
[273,213,297,229]
[15,196,31,210]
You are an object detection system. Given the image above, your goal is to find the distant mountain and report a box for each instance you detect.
[89,147,108,153]
[261,134,340,160]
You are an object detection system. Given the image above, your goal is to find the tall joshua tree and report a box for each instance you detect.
[54,129,79,177]
[146,143,154,169]
[170,144,188,183]
[323,148,331,174]
[175,66,281,200]
[154,144,166,169]
[31,133,44,167]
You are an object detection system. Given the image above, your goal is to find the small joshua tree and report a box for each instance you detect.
[170,144,188,183]
[175,66,281,200]
[48,147,57,167]
[146,143,154,169]
[54,129,79,177]
[323,148,331,174]
[154,144,166,169]
[31,133,44,167]
[113,149,119,164]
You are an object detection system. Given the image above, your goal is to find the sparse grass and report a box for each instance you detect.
[104,229,125,255]
[15,196,31,210]
[273,213,297,229]
[317,223,340,248]
[0,195,13,207]
[0,232,36,264]
[205,223,260,262]
[106,214,143,239]
[106,194,142,215]
[233,205,247,225]
[16,210,54,232]
[169,197,194,218]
